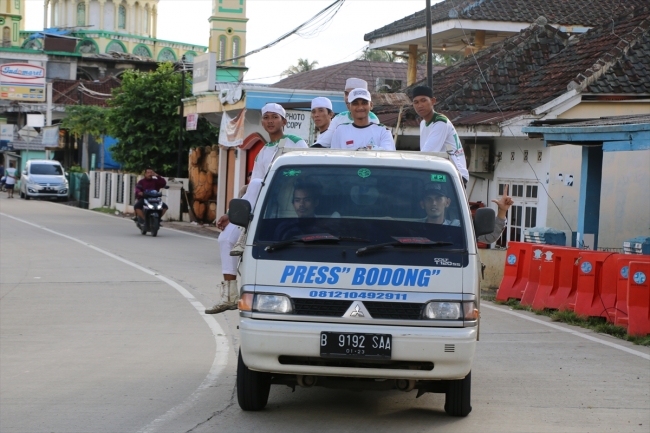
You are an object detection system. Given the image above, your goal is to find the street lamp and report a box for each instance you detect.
[177,54,187,178]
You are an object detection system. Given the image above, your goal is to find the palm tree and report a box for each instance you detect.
[281,58,319,76]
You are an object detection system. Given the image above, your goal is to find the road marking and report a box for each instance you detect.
[1,212,230,432]
[482,303,650,360]
[48,203,219,242]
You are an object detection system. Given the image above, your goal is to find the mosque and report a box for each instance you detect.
[1,0,247,81]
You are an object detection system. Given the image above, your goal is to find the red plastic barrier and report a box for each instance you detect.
[531,246,581,311]
[615,256,650,327]
[520,245,545,306]
[627,261,650,336]
[573,251,617,319]
[496,242,533,301]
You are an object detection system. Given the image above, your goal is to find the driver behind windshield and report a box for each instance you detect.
[420,182,459,226]
[274,180,326,240]
[133,168,168,223]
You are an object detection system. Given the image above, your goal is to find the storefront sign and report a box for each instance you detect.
[0,63,46,101]
[284,110,312,142]
[186,113,198,131]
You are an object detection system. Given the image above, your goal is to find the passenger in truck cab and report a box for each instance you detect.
[420,182,514,243]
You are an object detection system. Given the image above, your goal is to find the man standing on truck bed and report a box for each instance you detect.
[411,85,469,186]
[206,103,308,315]
[313,78,380,148]
[330,88,395,151]
[310,97,334,143]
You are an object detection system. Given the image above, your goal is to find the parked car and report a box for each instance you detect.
[20,160,69,201]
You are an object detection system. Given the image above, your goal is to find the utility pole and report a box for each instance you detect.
[46,82,53,160]
[426,0,433,88]
[177,55,186,178]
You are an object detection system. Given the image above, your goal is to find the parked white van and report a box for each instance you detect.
[20,159,69,201]
[228,149,495,417]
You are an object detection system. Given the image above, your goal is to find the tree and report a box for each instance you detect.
[107,63,218,177]
[281,58,319,76]
[61,104,109,171]
[357,48,402,63]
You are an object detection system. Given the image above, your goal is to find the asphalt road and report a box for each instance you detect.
[1,198,649,433]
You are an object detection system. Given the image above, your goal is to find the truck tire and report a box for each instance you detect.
[237,350,270,411]
[444,371,472,417]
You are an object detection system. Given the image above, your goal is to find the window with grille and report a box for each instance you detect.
[94,172,101,199]
[218,36,226,62]
[496,180,540,247]
[232,37,240,65]
[116,174,124,204]
[104,173,112,207]
[77,2,85,26]
[129,175,137,205]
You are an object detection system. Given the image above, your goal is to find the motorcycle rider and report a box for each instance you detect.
[133,168,168,224]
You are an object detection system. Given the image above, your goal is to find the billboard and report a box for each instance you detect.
[0,63,46,101]
[192,53,216,95]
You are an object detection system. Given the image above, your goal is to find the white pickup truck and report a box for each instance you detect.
[228,149,495,417]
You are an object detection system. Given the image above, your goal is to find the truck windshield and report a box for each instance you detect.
[253,165,468,267]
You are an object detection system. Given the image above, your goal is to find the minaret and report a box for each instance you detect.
[1,0,25,48]
[209,0,248,82]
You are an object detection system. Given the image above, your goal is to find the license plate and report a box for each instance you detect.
[320,332,392,359]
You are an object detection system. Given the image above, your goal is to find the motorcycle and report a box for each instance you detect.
[134,188,167,237]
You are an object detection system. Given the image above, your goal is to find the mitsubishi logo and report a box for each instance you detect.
[350,304,365,317]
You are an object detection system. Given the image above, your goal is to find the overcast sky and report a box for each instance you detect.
[24,0,428,84]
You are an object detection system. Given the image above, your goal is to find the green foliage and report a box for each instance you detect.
[61,104,109,142]
[357,47,463,67]
[282,58,319,76]
[358,48,402,63]
[67,164,85,173]
[107,63,218,177]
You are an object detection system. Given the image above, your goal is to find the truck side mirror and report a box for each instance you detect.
[228,198,252,227]
[474,207,496,237]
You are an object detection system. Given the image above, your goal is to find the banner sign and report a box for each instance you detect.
[284,110,312,143]
[0,63,46,101]
[42,125,60,147]
[186,113,198,131]
[218,109,246,147]
[0,124,14,142]
[192,53,216,95]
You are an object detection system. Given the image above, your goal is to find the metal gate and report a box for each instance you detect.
[68,173,90,209]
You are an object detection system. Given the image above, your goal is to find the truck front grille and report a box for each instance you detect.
[292,299,352,317]
[363,301,424,320]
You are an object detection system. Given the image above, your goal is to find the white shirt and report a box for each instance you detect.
[330,123,395,151]
[5,168,16,185]
[420,113,469,181]
[315,111,380,148]
[251,134,308,180]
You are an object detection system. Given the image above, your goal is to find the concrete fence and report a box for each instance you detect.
[88,171,187,222]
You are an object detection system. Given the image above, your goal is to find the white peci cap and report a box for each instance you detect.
[345,78,368,90]
[261,103,286,118]
[311,97,333,111]
[347,88,372,103]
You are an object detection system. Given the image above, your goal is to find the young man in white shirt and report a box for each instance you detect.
[310,97,334,142]
[412,85,469,185]
[314,78,380,148]
[206,103,308,314]
[330,88,395,151]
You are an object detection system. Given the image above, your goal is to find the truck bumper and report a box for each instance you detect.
[239,318,476,380]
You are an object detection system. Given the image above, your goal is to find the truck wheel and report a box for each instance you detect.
[444,371,472,417]
[237,350,270,411]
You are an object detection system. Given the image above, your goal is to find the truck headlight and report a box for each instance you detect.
[424,302,461,320]
[423,301,478,320]
[253,294,293,314]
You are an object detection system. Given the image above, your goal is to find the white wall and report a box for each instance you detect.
[104,0,115,30]
[598,150,650,249]
[89,0,101,29]
[545,144,582,244]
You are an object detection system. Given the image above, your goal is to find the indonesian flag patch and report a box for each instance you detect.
[346,140,354,145]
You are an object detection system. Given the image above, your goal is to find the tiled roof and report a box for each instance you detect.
[365,0,647,41]
[52,77,121,107]
[405,10,650,113]
[270,60,444,93]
